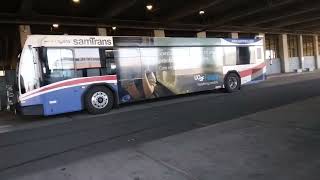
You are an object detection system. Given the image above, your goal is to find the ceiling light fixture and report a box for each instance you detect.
[73,0,80,4]
[146,4,153,11]
[199,10,205,15]
[52,24,59,28]
[112,26,117,30]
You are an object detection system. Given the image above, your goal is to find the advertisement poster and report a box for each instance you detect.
[115,44,224,103]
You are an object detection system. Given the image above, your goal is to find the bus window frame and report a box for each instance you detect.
[42,47,76,86]
[100,48,118,76]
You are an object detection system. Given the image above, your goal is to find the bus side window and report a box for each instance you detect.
[103,50,117,75]
[44,48,75,85]
[223,47,237,66]
[237,47,251,65]
[74,48,101,77]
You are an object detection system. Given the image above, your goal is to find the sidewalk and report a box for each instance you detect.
[266,69,320,79]
[1,97,320,180]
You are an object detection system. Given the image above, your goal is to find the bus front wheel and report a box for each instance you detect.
[85,86,114,114]
[224,73,241,93]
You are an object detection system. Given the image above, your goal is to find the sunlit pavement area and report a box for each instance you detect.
[0,71,320,179]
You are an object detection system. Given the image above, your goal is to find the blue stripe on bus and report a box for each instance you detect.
[244,73,267,85]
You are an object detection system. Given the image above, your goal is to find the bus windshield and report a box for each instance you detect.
[19,47,41,95]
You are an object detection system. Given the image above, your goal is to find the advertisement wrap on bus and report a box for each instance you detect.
[17,35,266,116]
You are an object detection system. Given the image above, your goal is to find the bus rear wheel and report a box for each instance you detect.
[85,86,114,114]
[224,73,241,93]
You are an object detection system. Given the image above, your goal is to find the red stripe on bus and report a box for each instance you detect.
[239,63,265,78]
[21,75,117,99]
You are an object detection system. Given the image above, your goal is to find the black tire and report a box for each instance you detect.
[224,73,241,93]
[84,86,114,114]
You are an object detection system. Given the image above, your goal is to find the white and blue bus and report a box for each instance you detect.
[17,35,266,116]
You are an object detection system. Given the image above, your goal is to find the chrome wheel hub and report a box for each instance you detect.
[228,77,238,89]
[91,91,109,109]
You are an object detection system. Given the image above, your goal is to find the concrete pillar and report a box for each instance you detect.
[97,28,107,36]
[313,35,320,69]
[278,34,290,73]
[297,35,304,69]
[154,30,165,37]
[258,33,266,61]
[19,25,31,48]
[197,31,206,38]
[230,32,238,39]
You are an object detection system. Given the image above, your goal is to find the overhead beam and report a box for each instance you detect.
[0,13,206,31]
[269,13,320,28]
[308,26,320,32]
[286,20,320,30]
[299,24,320,31]
[207,25,318,35]
[205,0,297,29]
[162,0,224,22]
[0,13,318,34]
[245,5,319,26]
[99,0,137,18]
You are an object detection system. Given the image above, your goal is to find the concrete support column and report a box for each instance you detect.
[258,33,266,62]
[154,30,165,37]
[97,28,107,36]
[313,35,320,69]
[230,32,238,39]
[297,35,304,70]
[197,31,206,38]
[19,25,31,48]
[279,34,290,73]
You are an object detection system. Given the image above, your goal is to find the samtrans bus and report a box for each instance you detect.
[18,35,266,116]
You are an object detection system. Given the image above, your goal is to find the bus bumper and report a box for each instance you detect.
[17,104,44,116]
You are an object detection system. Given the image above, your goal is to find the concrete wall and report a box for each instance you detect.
[304,56,316,69]
[266,58,281,75]
[313,35,320,69]
[288,56,316,71]
[289,57,301,72]
[0,77,6,109]
[0,70,16,109]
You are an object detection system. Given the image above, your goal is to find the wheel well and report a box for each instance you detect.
[82,84,119,108]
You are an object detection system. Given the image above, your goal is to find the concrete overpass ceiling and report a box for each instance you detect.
[233,0,320,27]
[32,0,104,17]
[263,11,320,28]
[288,20,320,31]
[0,0,319,33]
[0,0,21,13]
[178,0,248,24]
[159,0,225,22]
[110,0,156,20]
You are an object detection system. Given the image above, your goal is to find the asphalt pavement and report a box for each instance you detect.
[0,71,320,179]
